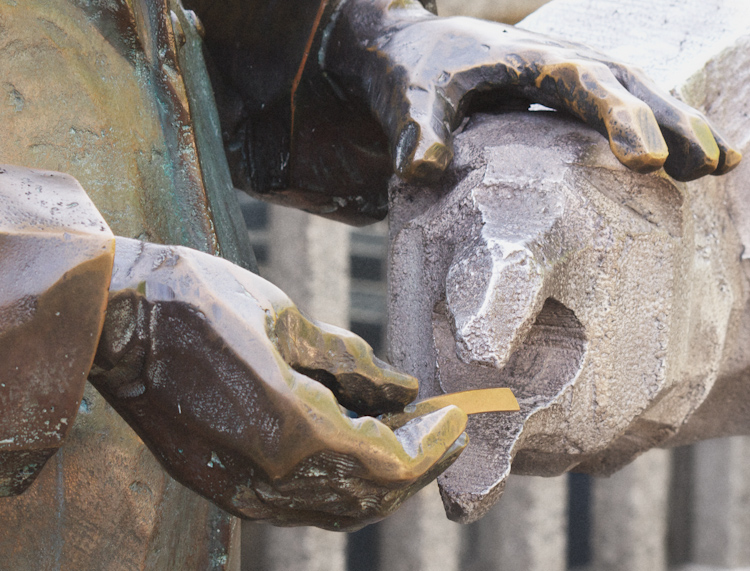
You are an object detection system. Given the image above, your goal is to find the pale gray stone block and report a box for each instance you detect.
[591,449,672,571]
[387,0,750,523]
[388,109,741,522]
[693,437,750,568]
[436,0,551,23]
[520,0,750,93]
[378,483,463,571]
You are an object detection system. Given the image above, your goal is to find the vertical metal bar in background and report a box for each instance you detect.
[667,446,694,566]
[261,205,351,327]
[590,448,672,571]
[242,524,347,571]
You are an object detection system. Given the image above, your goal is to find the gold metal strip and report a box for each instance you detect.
[380,388,519,430]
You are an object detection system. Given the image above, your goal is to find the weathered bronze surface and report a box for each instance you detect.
[0,165,114,496]
[0,0,255,271]
[89,237,467,530]
[0,2,243,567]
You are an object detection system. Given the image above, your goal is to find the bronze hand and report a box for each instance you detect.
[324,0,740,183]
[90,237,467,530]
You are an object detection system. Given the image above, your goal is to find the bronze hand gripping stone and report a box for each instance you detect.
[0,166,114,496]
[186,0,739,226]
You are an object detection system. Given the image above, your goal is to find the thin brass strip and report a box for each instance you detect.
[380,388,519,430]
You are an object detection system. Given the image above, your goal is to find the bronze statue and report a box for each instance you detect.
[0,0,740,567]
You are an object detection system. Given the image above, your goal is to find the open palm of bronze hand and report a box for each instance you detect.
[89,238,467,531]
[321,0,740,184]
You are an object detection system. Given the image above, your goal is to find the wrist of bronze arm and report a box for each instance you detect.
[292,0,437,141]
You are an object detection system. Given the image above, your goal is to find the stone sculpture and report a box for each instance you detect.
[0,0,741,567]
[386,0,750,524]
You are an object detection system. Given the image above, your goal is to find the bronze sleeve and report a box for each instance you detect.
[0,165,114,497]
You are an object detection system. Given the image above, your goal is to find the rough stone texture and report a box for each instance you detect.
[591,449,672,571]
[387,0,750,523]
